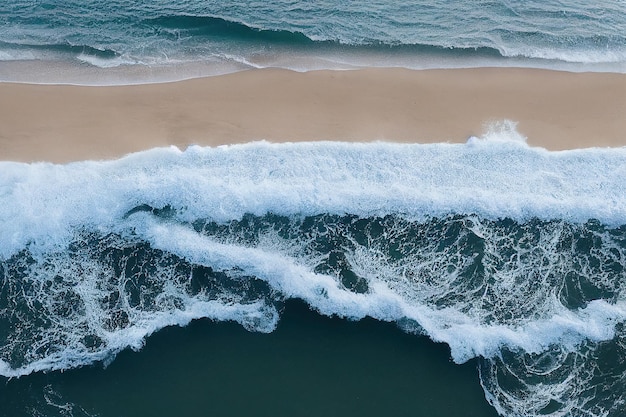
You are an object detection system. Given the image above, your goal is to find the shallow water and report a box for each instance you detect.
[1,0,624,84]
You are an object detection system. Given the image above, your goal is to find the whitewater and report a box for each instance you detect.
[2,129,626,416]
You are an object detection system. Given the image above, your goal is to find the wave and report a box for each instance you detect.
[2,133,626,415]
[143,15,316,45]
[3,134,626,261]
[115,14,626,66]
[137,14,626,66]
[0,17,505,64]
[2,14,624,73]
[0,40,120,60]
[0,40,136,69]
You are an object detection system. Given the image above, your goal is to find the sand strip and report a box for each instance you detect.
[1,67,625,163]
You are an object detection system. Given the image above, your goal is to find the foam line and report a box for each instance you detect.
[2,138,626,260]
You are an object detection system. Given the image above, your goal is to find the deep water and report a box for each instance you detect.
[0,300,498,417]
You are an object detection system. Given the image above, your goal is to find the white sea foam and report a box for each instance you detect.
[0,131,625,375]
[76,53,138,68]
[0,295,278,378]
[133,215,626,364]
[0,49,36,61]
[497,42,626,66]
[2,132,626,260]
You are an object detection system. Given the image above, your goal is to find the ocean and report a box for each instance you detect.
[1,2,626,417]
[2,139,626,416]
[0,0,625,84]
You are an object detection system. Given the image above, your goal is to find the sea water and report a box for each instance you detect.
[0,0,625,84]
[2,135,626,416]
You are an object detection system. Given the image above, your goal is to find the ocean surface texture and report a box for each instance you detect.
[0,0,625,83]
[2,135,626,416]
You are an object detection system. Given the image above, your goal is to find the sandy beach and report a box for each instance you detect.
[0,67,625,163]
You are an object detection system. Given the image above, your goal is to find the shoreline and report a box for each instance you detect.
[1,67,625,163]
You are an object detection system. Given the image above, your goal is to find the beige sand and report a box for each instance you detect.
[0,67,625,163]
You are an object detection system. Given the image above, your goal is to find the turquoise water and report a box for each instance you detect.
[0,0,625,83]
[2,140,626,416]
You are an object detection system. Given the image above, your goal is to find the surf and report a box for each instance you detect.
[2,132,626,415]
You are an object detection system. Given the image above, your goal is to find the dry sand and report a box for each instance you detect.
[0,67,625,163]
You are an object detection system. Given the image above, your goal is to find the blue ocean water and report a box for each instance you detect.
[2,135,626,416]
[0,0,625,83]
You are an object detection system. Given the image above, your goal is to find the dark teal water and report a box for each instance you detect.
[2,211,626,416]
[0,300,498,417]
